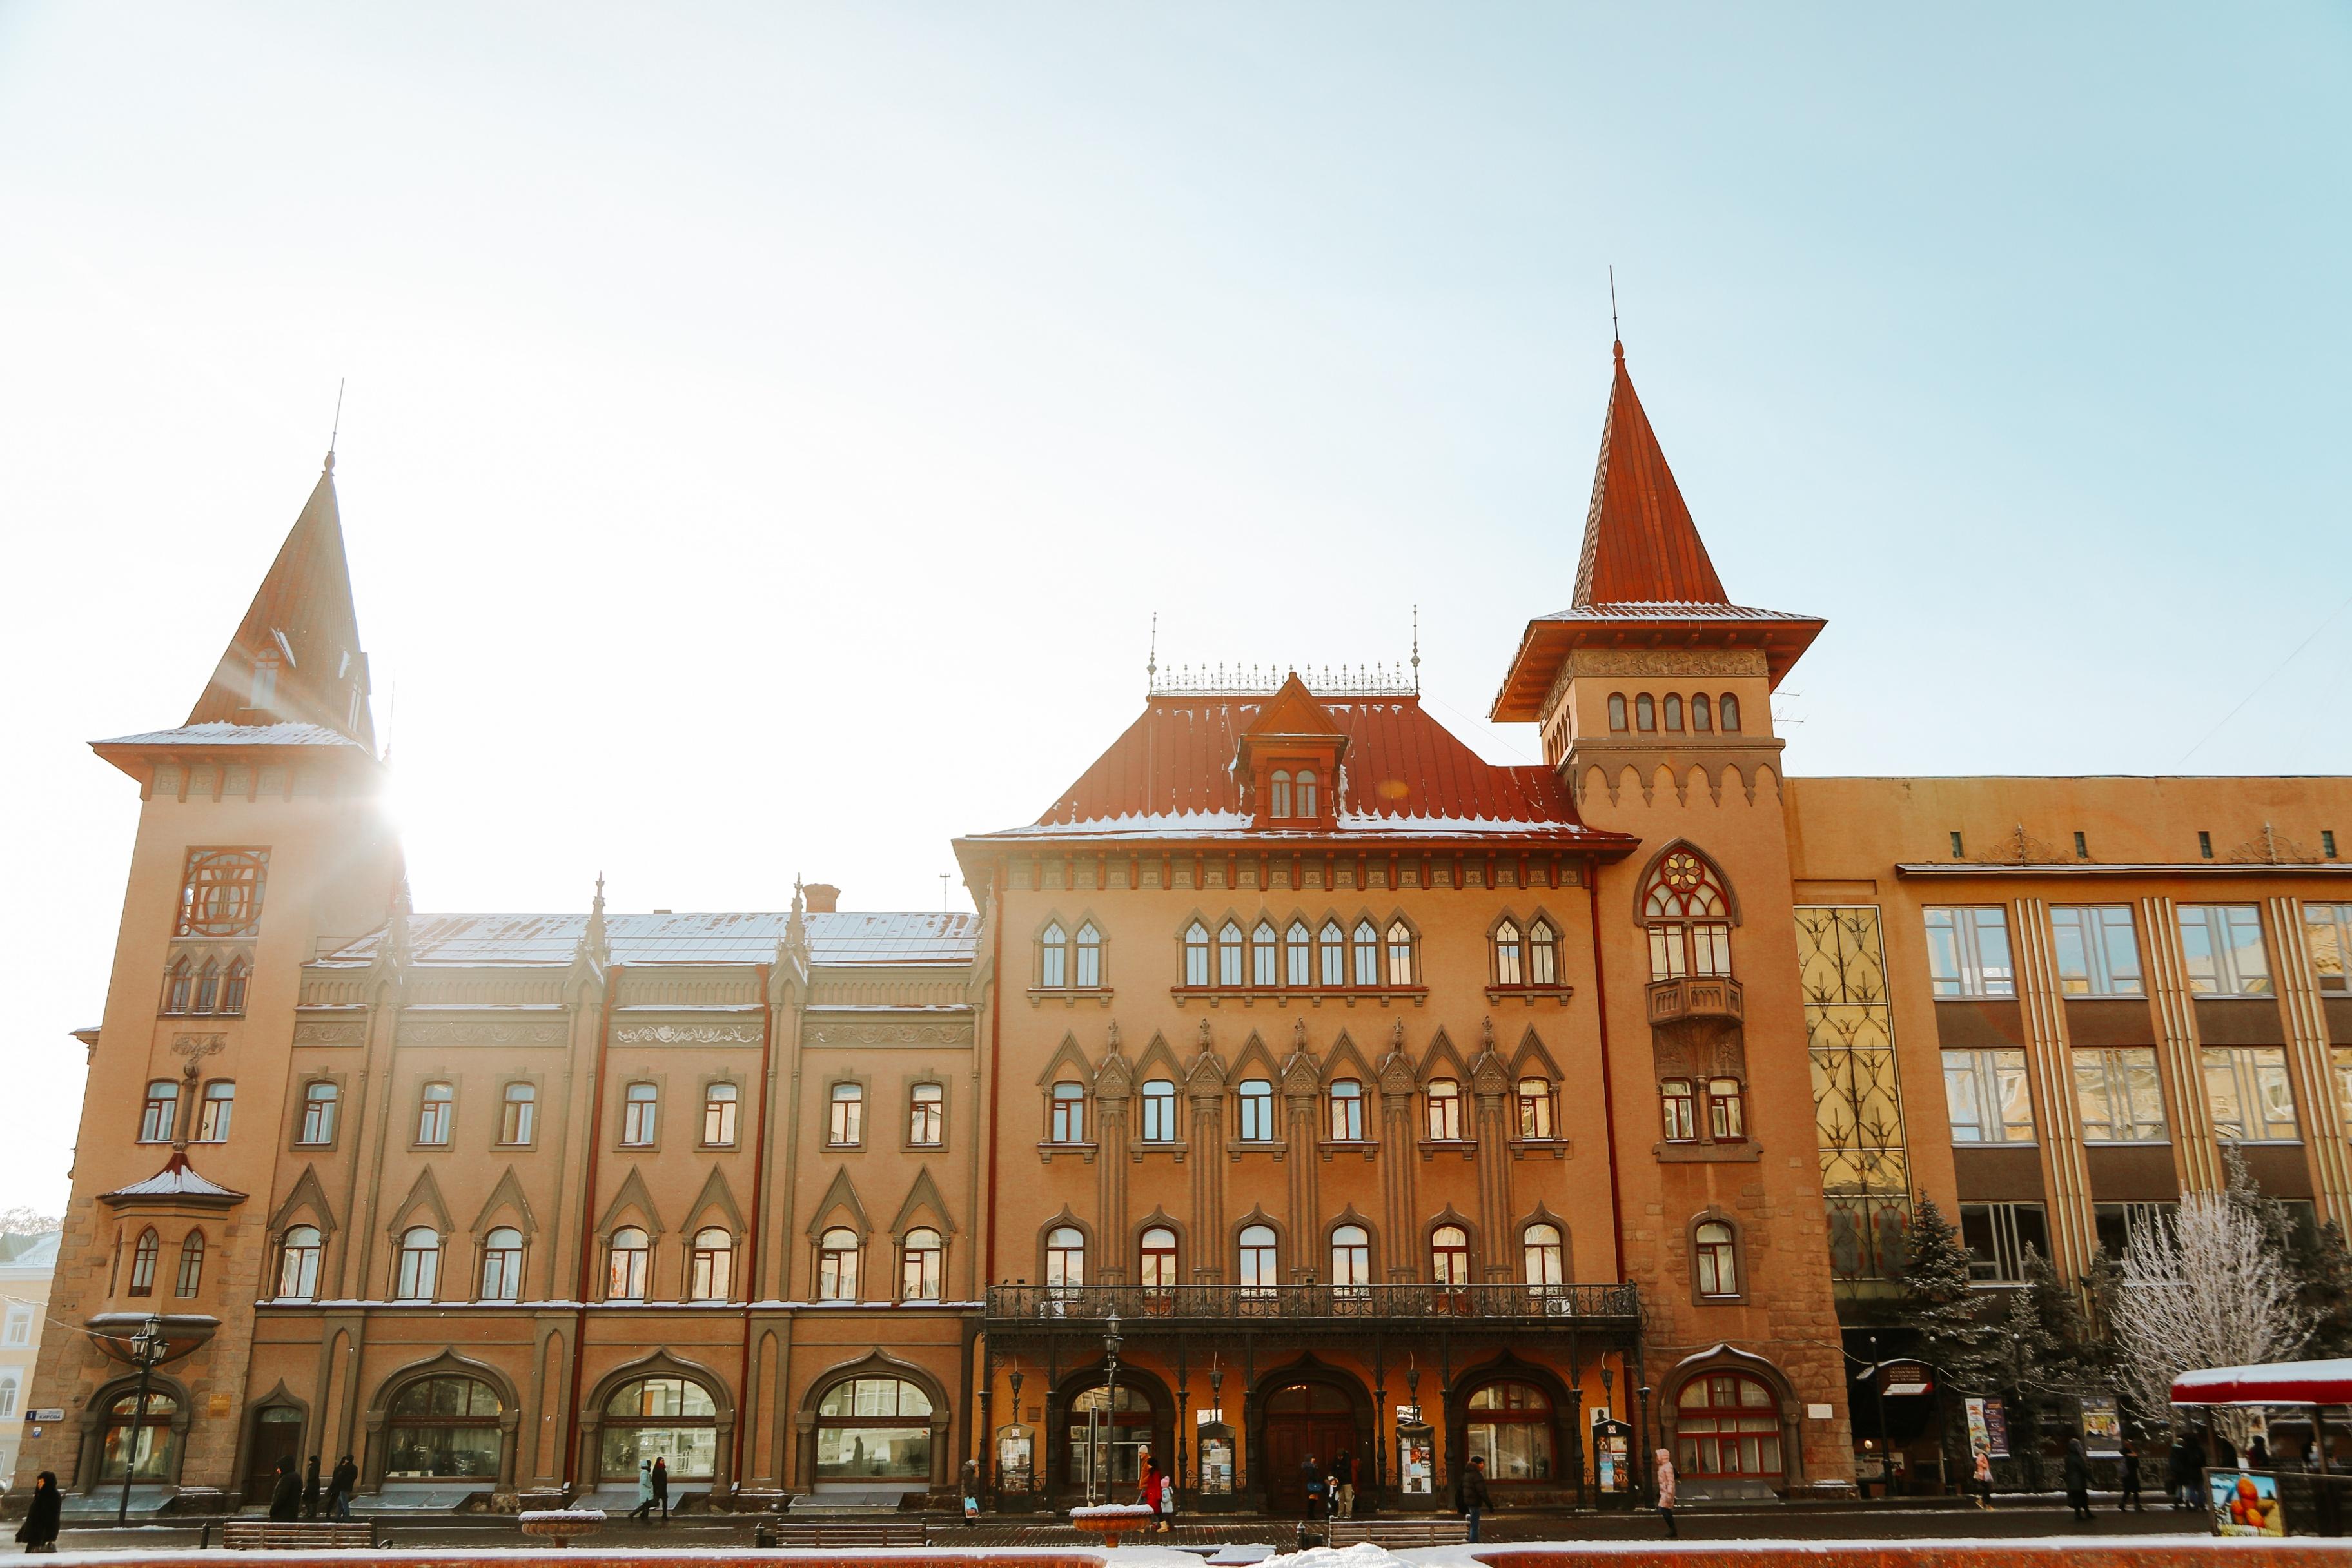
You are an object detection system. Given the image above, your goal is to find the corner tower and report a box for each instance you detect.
[1491,343,1861,1498]
[23,455,403,1500]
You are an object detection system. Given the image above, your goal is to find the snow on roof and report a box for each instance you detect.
[103,1156,246,1203]
[321,910,979,968]
[93,721,368,749]
[0,1232,61,1269]
[1527,601,1819,623]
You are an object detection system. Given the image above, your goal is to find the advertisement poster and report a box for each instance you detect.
[1593,1420,1632,1493]
[1396,1431,1433,1496]
[2211,1471,2285,1536]
[1965,1397,2009,1460]
[2079,1396,2122,1457]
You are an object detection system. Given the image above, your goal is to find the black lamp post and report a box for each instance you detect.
[1006,1366,1024,1502]
[1099,1313,1123,1505]
[1637,1385,1654,1507]
[1867,1333,1893,1498]
[117,1315,167,1525]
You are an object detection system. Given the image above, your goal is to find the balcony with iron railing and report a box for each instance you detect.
[985,1280,1639,1333]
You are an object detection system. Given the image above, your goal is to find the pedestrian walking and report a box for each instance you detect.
[652,1456,669,1521]
[1157,1466,1177,1527]
[1654,1449,1678,1539]
[301,1455,322,1520]
[1300,1453,1324,1520]
[268,1457,302,1521]
[961,1458,981,1527]
[2063,1437,2092,1522]
[1331,1448,1355,1520]
[1137,1450,1168,1532]
[627,1459,657,1520]
[1455,1453,1491,1544]
[2248,1436,2271,1470]
[14,1473,59,1554]
[2119,1440,2143,1511]
[329,1455,358,1520]
[2167,1434,2195,1510]
[1972,1448,1994,1511]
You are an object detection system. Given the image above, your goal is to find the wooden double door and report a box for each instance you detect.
[1260,1380,1364,1514]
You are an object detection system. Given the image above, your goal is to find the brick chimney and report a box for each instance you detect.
[802,883,841,914]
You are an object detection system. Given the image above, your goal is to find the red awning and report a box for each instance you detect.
[2170,1358,2352,1407]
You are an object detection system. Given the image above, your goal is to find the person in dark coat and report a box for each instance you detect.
[1455,1453,1492,1544]
[14,1472,60,1553]
[2167,1435,2196,1510]
[2063,1437,2092,1522]
[1300,1455,1324,1520]
[328,1455,358,1520]
[2118,1440,2142,1511]
[268,1457,302,1521]
[1330,1448,1355,1521]
[2248,1436,2271,1469]
[2211,1429,2239,1469]
[301,1455,322,1520]
[651,1455,669,1522]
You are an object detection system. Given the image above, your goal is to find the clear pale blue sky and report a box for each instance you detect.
[3,4,2348,1211]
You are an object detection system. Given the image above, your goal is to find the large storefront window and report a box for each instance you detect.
[1674,1372,1783,1484]
[601,1377,717,1480]
[99,1391,178,1482]
[385,1377,502,1480]
[1066,1384,1150,1493]
[814,1376,934,1487]
[1465,1380,1553,1483]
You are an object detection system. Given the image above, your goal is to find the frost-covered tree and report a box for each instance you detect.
[0,1207,59,1236]
[2114,1193,2311,1446]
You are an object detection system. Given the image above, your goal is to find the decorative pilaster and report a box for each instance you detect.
[2139,894,2222,1192]
[2269,896,2352,1222]
[1469,1020,1513,1279]
[1185,1024,1228,1281]
[1377,1026,1419,1282]
[1095,1026,1132,1278]
[1282,1021,1322,1280]
[2008,896,2096,1279]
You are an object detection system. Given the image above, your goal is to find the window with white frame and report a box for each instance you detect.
[1039,922,1068,988]
[1286,920,1313,986]
[1959,1202,2050,1284]
[395,1226,440,1300]
[2050,905,2142,995]
[480,1227,524,1302]
[1923,907,2015,997]
[1139,1079,1177,1142]
[1048,1083,1086,1144]
[607,1228,650,1300]
[1645,850,1732,981]
[1183,922,1211,986]
[1075,921,1103,988]
[0,1375,19,1420]
[2202,1046,2298,1142]
[1320,919,1347,985]
[196,1081,235,1142]
[908,1083,943,1146]
[2304,903,2352,994]
[1237,1079,1275,1142]
[828,1083,863,1146]
[500,1082,536,1146]
[1237,1224,1279,1295]
[818,1228,859,1300]
[1328,1079,1364,1141]
[1426,1079,1463,1141]
[2,1307,28,1346]
[621,1083,658,1146]
[1218,921,1245,986]
[901,1228,943,1301]
[2073,1048,2168,1142]
[2178,905,2273,995]
[703,1083,739,1147]
[278,1226,322,1300]
[1943,1049,2034,1143]
[1252,920,1279,986]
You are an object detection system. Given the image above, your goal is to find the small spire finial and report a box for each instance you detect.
[1609,266,1622,359]
[1147,611,1159,694]
[327,377,346,471]
[1411,605,1421,694]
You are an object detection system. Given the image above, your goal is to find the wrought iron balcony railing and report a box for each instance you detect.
[985,1280,1638,1328]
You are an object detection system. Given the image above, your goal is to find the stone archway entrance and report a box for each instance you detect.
[1259,1377,1364,1514]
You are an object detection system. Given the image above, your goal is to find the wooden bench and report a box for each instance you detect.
[760,1520,930,1549]
[1327,1518,1471,1549]
[222,1521,379,1550]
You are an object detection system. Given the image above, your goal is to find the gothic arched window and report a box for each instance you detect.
[1643,848,1733,981]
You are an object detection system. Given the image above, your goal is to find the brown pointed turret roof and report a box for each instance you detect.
[182,455,375,745]
[1488,342,1824,721]
[1573,341,1727,605]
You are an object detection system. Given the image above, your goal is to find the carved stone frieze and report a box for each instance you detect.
[399,1021,569,1045]
[293,1021,366,1046]
[802,1021,971,1047]
[1565,647,1770,678]
[614,1023,762,1045]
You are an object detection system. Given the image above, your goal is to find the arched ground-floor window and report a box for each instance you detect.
[385,1376,502,1480]
[601,1377,718,1481]
[1465,1380,1554,1484]
[98,1389,178,1482]
[1674,1371,1784,1487]
[1065,1384,1152,1495]
[814,1375,934,1489]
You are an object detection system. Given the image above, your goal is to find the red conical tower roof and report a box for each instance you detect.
[1571,341,1727,606]
[184,455,374,745]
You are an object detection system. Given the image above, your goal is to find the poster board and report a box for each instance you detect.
[2210,1471,2285,1536]
[1396,1424,1433,1496]
[2079,1395,2122,1457]
[994,1424,1034,1495]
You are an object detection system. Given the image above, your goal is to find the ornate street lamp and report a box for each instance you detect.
[117,1315,168,1524]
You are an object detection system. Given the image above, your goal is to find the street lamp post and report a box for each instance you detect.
[117,1315,167,1525]
[1868,1333,1893,1498]
[1102,1314,1124,1505]
[1636,1385,1654,1509]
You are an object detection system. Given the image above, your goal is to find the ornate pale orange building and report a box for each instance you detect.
[25,348,2352,1514]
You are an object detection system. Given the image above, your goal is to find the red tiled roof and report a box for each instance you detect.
[1573,342,1727,607]
[971,694,1629,849]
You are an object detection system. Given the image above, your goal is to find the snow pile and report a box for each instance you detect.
[1070,1502,1159,1518]
[1251,1542,1406,1568]
[518,1508,607,1522]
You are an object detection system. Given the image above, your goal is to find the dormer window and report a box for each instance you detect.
[250,649,280,714]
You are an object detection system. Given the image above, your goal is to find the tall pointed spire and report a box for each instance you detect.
[575,872,611,971]
[1571,342,1729,607]
[185,453,375,743]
